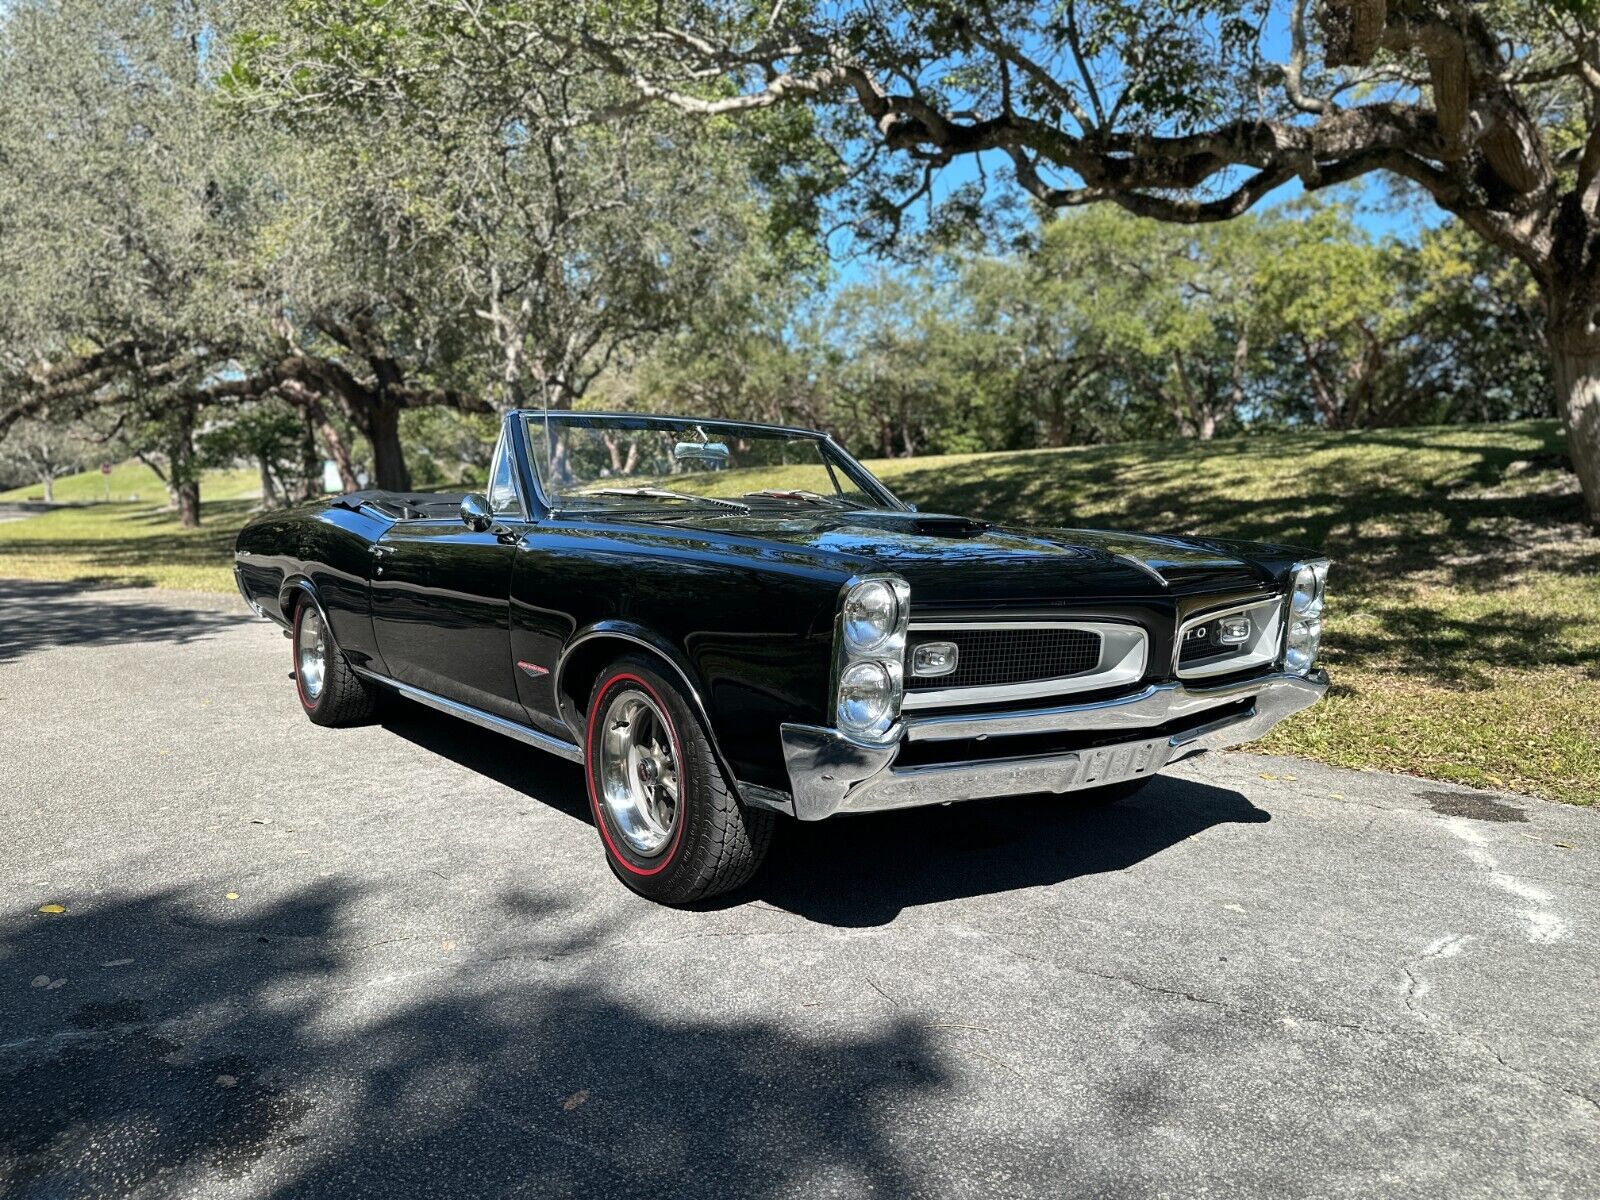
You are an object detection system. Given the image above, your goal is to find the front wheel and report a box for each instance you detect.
[585,657,774,904]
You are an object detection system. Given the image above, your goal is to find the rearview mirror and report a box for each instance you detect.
[673,440,730,466]
[460,493,493,533]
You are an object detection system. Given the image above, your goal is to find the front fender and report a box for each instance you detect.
[553,620,742,794]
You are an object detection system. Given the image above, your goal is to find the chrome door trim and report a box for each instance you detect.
[900,619,1149,711]
[351,666,584,762]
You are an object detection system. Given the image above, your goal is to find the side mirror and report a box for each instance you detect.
[460,493,493,533]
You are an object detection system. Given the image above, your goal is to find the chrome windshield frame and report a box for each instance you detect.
[515,410,909,515]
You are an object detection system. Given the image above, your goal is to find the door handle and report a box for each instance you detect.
[370,544,394,557]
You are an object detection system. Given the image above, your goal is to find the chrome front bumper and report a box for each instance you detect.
[777,670,1328,821]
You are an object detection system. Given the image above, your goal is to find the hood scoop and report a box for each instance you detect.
[845,510,993,539]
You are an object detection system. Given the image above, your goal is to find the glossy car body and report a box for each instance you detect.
[235,411,1329,822]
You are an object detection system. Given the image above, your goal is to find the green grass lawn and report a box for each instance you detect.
[3,421,1595,803]
[0,464,257,591]
[0,459,259,505]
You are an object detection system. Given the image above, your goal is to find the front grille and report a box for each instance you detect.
[1174,595,1284,680]
[906,627,1102,691]
[1179,616,1247,668]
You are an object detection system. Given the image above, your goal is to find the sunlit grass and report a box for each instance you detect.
[0,461,257,504]
[0,465,259,591]
[2,424,1595,803]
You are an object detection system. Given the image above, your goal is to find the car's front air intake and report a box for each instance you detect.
[906,626,1101,690]
[899,619,1149,711]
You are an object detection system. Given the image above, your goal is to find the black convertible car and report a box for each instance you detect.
[235,411,1329,903]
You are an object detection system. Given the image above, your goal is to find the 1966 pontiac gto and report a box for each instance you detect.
[235,411,1329,903]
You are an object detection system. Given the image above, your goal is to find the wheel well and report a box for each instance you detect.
[558,636,657,729]
[278,579,321,632]
[557,633,743,791]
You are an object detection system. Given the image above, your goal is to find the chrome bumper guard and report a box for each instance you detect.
[778,671,1328,821]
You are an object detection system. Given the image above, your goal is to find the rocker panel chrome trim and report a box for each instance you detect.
[351,666,584,762]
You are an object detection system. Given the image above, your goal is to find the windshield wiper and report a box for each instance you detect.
[742,489,855,508]
[581,487,749,512]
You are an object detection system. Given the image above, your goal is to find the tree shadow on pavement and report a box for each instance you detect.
[0,882,950,1199]
[740,775,1267,927]
[0,579,248,665]
[377,700,593,823]
[370,705,1264,930]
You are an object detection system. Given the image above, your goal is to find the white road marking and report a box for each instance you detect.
[1444,818,1571,944]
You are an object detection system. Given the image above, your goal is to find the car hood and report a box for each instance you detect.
[658,509,1290,605]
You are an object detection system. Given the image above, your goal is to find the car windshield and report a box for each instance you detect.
[523,413,896,514]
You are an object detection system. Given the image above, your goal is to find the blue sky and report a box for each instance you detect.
[828,5,1447,279]
[831,151,1446,285]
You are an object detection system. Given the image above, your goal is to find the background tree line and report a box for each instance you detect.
[0,0,1565,522]
[626,200,1549,458]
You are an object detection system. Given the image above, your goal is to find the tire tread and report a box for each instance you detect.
[589,657,774,904]
[295,600,380,727]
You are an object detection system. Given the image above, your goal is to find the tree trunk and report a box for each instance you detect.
[42,475,54,503]
[363,398,411,491]
[1045,394,1066,448]
[1551,343,1600,526]
[258,456,280,507]
[176,478,201,528]
[282,381,359,493]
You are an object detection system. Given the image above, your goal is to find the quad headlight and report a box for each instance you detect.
[842,578,900,653]
[1285,561,1329,675]
[834,575,910,741]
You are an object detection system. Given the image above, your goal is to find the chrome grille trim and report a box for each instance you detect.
[899,620,1149,711]
[1173,595,1284,680]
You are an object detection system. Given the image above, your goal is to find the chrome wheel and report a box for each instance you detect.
[597,688,680,857]
[297,608,327,703]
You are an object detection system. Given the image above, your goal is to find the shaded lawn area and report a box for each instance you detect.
[874,420,1600,806]
[0,499,251,592]
[1,421,1594,803]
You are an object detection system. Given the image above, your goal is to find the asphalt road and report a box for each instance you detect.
[2,578,1596,1199]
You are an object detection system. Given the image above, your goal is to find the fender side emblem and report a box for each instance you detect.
[517,661,550,678]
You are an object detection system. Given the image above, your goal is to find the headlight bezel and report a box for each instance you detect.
[1283,559,1330,675]
[832,574,910,743]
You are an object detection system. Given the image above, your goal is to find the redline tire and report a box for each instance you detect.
[291,598,380,727]
[585,656,774,904]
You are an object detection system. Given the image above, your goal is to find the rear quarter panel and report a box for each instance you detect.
[234,504,393,671]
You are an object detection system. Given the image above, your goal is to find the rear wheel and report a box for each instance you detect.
[585,657,773,904]
[292,599,379,727]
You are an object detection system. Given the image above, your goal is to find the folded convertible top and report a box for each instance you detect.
[330,490,467,520]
